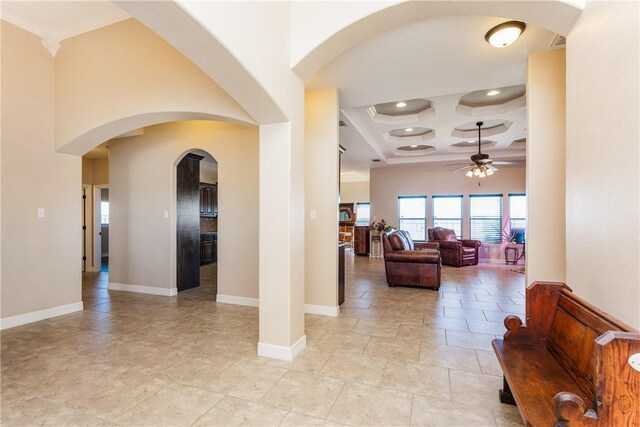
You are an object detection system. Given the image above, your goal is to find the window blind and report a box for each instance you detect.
[469,194,503,243]
[398,196,427,241]
[432,195,463,238]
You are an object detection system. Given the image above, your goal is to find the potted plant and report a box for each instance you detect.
[498,227,517,247]
[369,219,395,236]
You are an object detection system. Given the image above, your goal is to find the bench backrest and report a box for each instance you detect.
[546,289,636,400]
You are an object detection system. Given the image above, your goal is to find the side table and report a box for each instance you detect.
[505,246,519,265]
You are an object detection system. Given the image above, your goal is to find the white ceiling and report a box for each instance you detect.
[0,1,129,42]
[308,15,558,180]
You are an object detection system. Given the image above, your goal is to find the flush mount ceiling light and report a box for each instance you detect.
[405,128,414,132]
[485,21,526,48]
[486,90,501,96]
[396,102,407,108]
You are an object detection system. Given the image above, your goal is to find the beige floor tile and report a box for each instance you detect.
[476,350,503,376]
[115,382,224,426]
[423,315,469,331]
[352,319,401,337]
[327,381,413,426]
[364,336,421,362]
[280,411,347,426]
[261,370,344,418]
[166,354,237,388]
[449,369,506,409]
[201,360,287,401]
[307,316,359,333]
[467,319,507,335]
[446,330,495,351]
[410,394,497,426]
[265,346,335,373]
[380,360,450,399]
[1,397,115,427]
[320,351,388,385]
[396,324,446,345]
[194,396,287,426]
[313,331,372,353]
[493,405,525,426]
[419,344,481,373]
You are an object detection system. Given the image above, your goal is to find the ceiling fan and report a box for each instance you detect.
[450,121,500,178]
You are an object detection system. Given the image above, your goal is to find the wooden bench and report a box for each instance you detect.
[492,282,640,426]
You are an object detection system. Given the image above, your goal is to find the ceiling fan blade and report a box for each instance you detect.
[486,164,499,172]
[479,158,493,164]
[491,161,523,166]
[450,165,472,172]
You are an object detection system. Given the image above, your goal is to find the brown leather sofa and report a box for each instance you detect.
[382,230,441,289]
[427,227,481,267]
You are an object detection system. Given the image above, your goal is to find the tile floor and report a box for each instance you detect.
[1,255,525,426]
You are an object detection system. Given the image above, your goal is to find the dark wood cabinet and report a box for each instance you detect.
[200,233,217,265]
[338,244,345,305]
[200,183,217,217]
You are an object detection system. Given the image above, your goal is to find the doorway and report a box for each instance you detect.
[99,188,110,272]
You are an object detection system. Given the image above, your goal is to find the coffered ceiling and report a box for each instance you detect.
[307,15,560,181]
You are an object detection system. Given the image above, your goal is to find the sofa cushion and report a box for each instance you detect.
[434,228,458,241]
[389,233,408,250]
[462,247,476,255]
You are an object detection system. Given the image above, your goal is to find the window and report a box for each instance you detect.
[509,194,527,243]
[398,196,427,241]
[432,195,463,238]
[469,194,503,243]
[356,202,370,225]
[101,201,109,225]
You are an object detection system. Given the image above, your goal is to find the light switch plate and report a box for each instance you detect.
[310,210,316,219]
[163,210,169,218]
[37,208,45,218]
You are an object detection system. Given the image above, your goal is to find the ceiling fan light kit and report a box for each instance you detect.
[485,21,526,48]
[460,121,498,179]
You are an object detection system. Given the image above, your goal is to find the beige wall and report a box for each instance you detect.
[305,88,340,311]
[108,121,259,298]
[566,1,640,328]
[526,49,566,285]
[340,181,370,204]
[82,157,109,186]
[370,165,526,260]
[55,19,254,155]
[1,22,81,319]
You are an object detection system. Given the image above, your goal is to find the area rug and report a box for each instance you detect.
[511,267,525,274]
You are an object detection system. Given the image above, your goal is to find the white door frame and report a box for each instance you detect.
[93,185,109,272]
[82,185,92,272]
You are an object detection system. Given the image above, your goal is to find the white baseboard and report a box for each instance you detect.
[108,282,177,296]
[258,335,307,361]
[1,302,84,330]
[305,304,339,317]
[216,294,259,307]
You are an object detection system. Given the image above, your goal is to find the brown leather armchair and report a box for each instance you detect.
[382,230,441,289]
[427,227,481,267]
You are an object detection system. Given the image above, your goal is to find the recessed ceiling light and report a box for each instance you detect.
[487,90,501,96]
[468,140,476,143]
[396,102,407,108]
[485,21,526,48]
[405,128,414,132]
[410,145,418,148]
